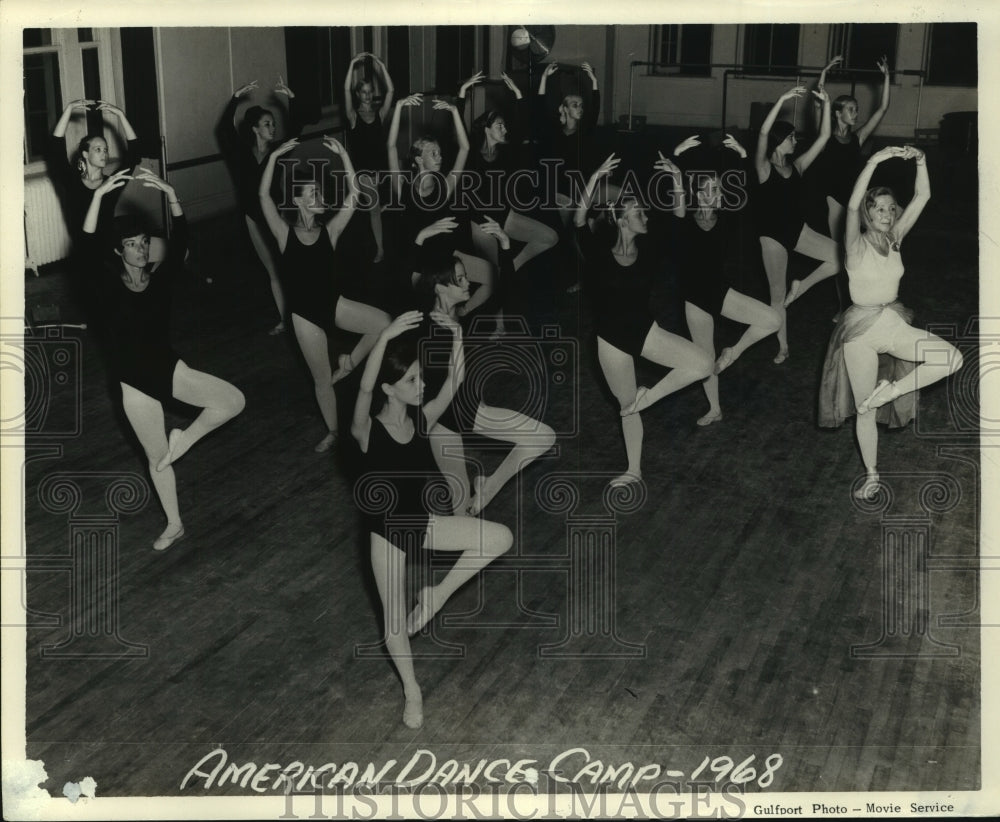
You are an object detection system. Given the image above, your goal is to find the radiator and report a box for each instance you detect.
[24,175,72,273]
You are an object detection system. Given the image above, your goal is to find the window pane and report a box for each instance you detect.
[744,24,799,73]
[78,28,94,43]
[24,51,62,162]
[927,22,977,86]
[81,47,101,101]
[680,24,712,75]
[23,29,53,48]
[845,23,897,72]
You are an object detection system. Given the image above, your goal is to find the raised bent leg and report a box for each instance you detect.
[627,324,714,413]
[470,404,556,514]
[428,423,470,515]
[156,361,245,471]
[408,515,512,635]
[785,223,841,305]
[719,288,783,362]
[504,210,558,271]
[334,297,392,375]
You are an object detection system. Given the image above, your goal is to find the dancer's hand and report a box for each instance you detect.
[383,310,424,339]
[542,62,559,78]
[673,135,701,156]
[274,75,295,98]
[581,62,598,87]
[133,167,174,196]
[812,86,830,104]
[415,217,458,245]
[459,71,485,97]
[877,54,890,76]
[478,216,510,250]
[234,81,258,98]
[500,71,522,99]
[591,152,621,181]
[867,146,906,165]
[654,151,681,175]
[432,100,458,113]
[901,145,926,164]
[398,93,423,108]
[323,135,346,155]
[65,99,95,113]
[780,86,807,101]
[95,101,125,117]
[430,311,462,336]
[273,137,300,156]
[819,55,842,90]
[723,133,748,158]
[95,168,132,196]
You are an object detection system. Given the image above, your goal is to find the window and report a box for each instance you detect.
[23,28,117,167]
[23,30,62,163]
[742,24,800,74]
[650,25,712,77]
[926,23,977,86]
[284,27,352,123]
[827,23,898,74]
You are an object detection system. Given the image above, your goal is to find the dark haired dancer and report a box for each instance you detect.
[82,168,244,550]
[352,312,512,729]
[818,146,962,499]
[414,217,556,515]
[386,93,494,316]
[576,154,713,487]
[259,137,391,453]
[218,77,304,334]
[754,85,840,363]
[672,134,782,425]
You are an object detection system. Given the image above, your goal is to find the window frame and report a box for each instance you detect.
[740,23,802,75]
[648,24,714,78]
[924,22,978,87]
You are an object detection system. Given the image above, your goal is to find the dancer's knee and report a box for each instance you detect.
[763,307,783,334]
[486,522,513,555]
[693,349,715,380]
[225,386,246,418]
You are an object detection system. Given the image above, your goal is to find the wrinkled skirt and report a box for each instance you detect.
[818,301,918,429]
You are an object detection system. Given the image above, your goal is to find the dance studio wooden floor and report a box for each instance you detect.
[21,150,980,798]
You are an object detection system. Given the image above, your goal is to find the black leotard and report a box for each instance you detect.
[280,227,340,332]
[45,133,139,249]
[217,95,305,226]
[815,132,862,207]
[535,89,601,198]
[754,164,805,251]
[674,212,736,317]
[80,216,188,402]
[358,413,445,555]
[577,222,664,358]
[416,245,515,432]
[347,112,387,175]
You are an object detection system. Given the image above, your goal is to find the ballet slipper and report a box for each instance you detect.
[331,353,355,384]
[407,585,440,636]
[153,522,185,552]
[773,348,789,365]
[620,387,650,417]
[858,379,898,415]
[314,430,338,453]
[268,322,286,336]
[697,409,723,427]
[782,280,802,308]
[155,429,184,472]
[853,472,881,500]
[373,249,385,264]
[608,471,642,489]
[402,691,424,729]
[714,347,736,374]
